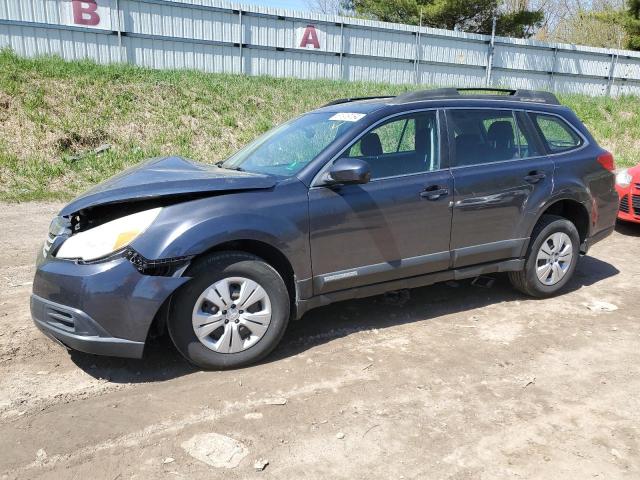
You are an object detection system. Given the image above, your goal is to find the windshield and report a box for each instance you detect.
[222,112,364,176]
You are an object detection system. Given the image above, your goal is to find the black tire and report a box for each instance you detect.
[168,251,290,370]
[508,215,580,298]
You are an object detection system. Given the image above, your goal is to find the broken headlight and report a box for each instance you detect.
[56,208,162,261]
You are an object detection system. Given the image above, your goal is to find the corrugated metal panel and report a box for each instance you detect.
[1,0,61,24]
[123,0,238,42]
[611,82,640,96]
[554,76,610,96]
[420,36,487,67]
[493,43,555,73]
[246,14,288,50]
[128,35,238,72]
[347,56,414,84]
[420,65,486,88]
[555,50,612,77]
[248,48,340,79]
[346,27,415,60]
[614,57,640,81]
[1,0,640,96]
[2,23,121,63]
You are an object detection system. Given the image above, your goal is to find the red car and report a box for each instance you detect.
[616,164,640,223]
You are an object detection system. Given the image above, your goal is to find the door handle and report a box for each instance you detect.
[524,171,546,184]
[420,186,449,200]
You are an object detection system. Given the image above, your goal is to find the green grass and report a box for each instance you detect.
[1,49,639,202]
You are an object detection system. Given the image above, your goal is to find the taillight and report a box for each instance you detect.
[597,151,615,172]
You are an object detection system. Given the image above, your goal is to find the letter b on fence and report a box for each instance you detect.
[72,0,101,26]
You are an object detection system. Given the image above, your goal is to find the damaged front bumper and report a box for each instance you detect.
[31,294,147,358]
[31,254,189,359]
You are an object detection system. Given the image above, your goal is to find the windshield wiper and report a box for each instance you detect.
[221,164,244,172]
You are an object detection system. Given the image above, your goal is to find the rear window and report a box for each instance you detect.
[447,109,540,167]
[530,113,583,153]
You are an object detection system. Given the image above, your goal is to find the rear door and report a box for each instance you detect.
[446,108,553,268]
[308,110,453,294]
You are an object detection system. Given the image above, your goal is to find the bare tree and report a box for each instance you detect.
[305,0,345,15]
[503,0,532,11]
[532,0,626,47]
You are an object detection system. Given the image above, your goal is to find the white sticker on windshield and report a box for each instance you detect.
[329,112,366,122]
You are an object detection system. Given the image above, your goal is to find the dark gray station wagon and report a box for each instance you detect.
[32,88,618,369]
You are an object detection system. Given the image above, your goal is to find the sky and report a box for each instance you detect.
[240,0,312,12]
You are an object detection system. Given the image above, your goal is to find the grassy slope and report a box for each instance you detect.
[1,50,639,202]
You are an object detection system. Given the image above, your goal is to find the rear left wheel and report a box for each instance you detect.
[509,215,580,298]
[168,252,290,370]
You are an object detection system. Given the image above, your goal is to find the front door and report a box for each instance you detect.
[446,108,554,267]
[308,110,453,294]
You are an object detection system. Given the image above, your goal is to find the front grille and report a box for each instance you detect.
[635,182,640,190]
[620,195,630,214]
[633,194,640,215]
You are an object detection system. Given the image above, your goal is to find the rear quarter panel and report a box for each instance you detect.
[550,109,618,238]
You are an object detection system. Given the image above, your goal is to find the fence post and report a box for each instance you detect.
[607,52,618,96]
[485,16,496,86]
[238,10,244,75]
[414,29,420,84]
[115,0,125,63]
[414,10,422,85]
[339,22,344,81]
[548,47,558,92]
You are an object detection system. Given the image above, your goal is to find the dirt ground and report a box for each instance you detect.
[0,202,639,479]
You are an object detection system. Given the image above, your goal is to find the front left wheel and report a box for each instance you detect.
[167,252,290,370]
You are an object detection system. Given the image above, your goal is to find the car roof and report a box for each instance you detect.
[315,88,565,115]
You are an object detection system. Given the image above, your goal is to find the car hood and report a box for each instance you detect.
[60,156,276,216]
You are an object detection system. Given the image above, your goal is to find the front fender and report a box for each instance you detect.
[130,182,312,282]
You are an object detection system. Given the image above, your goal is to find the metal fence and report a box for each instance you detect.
[2,0,640,96]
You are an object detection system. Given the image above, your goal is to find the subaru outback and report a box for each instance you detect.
[32,88,618,369]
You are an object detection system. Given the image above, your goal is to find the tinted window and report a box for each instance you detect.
[531,113,582,153]
[448,109,540,167]
[347,111,439,179]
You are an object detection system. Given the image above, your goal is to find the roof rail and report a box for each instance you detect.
[391,88,560,105]
[322,96,394,107]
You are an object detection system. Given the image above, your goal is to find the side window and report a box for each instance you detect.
[531,113,582,153]
[347,111,439,179]
[448,109,540,167]
[374,117,416,153]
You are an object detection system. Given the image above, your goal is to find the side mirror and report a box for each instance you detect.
[327,158,371,185]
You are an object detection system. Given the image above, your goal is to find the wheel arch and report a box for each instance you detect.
[199,239,297,305]
[147,238,299,340]
[527,197,590,251]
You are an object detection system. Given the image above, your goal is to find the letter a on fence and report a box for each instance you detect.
[299,25,320,49]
